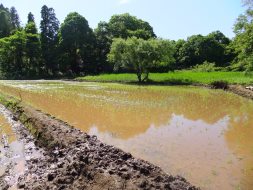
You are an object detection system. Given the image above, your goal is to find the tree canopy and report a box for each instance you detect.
[94,13,157,74]
[40,5,59,75]
[0,4,12,38]
[28,12,35,23]
[174,31,233,69]
[58,12,96,75]
[232,3,253,71]
[107,13,156,40]
[0,3,251,79]
[108,37,175,82]
[10,7,20,30]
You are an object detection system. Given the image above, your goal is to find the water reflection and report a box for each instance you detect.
[0,114,16,143]
[0,111,25,190]
[0,81,253,189]
[89,114,242,189]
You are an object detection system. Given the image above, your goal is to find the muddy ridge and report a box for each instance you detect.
[227,85,253,100]
[74,79,253,101]
[193,83,253,100]
[0,95,199,190]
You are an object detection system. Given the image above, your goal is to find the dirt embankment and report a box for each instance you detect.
[0,96,199,190]
[227,85,253,100]
[194,82,253,100]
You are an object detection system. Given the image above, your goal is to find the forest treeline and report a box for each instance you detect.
[0,2,252,79]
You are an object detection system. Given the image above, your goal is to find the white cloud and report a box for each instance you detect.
[119,0,131,5]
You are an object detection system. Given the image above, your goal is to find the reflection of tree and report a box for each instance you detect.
[1,84,252,139]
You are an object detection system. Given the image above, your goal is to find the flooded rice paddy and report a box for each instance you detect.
[0,80,253,189]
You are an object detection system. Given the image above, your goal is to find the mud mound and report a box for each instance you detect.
[228,85,253,100]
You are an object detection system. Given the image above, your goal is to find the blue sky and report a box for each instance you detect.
[0,0,246,40]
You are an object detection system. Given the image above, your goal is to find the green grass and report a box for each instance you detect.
[76,71,253,85]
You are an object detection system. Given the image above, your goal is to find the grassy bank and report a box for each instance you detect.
[77,71,253,85]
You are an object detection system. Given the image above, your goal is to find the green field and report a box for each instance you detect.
[77,71,253,85]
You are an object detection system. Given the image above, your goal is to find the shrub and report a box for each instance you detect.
[210,80,229,89]
[192,61,216,72]
[244,71,253,77]
[230,62,249,71]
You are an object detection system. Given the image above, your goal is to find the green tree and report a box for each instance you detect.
[94,22,113,73]
[0,30,26,78]
[174,31,232,69]
[108,37,175,82]
[58,12,96,75]
[28,12,35,23]
[9,7,20,31]
[94,13,156,74]
[40,5,59,75]
[207,31,234,67]
[175,35,204,68]
[232,3,253,71]
[108,13,156,40]
[173,39,187,69]
[24,22,42,77]
[0,4,11,38]
[207,31,230,45]
[0,25,42,79]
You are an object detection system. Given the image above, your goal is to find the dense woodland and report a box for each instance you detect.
[0,1,253,80]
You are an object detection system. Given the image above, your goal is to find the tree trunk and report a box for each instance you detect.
[142,72,149,82]
[137,72,142,83]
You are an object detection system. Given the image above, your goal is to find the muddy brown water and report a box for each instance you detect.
[0,80,253,190]
[0,106,25,190]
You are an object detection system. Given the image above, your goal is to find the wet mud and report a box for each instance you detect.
[0,105,43,190]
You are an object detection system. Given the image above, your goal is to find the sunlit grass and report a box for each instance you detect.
[77,71,253,85]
